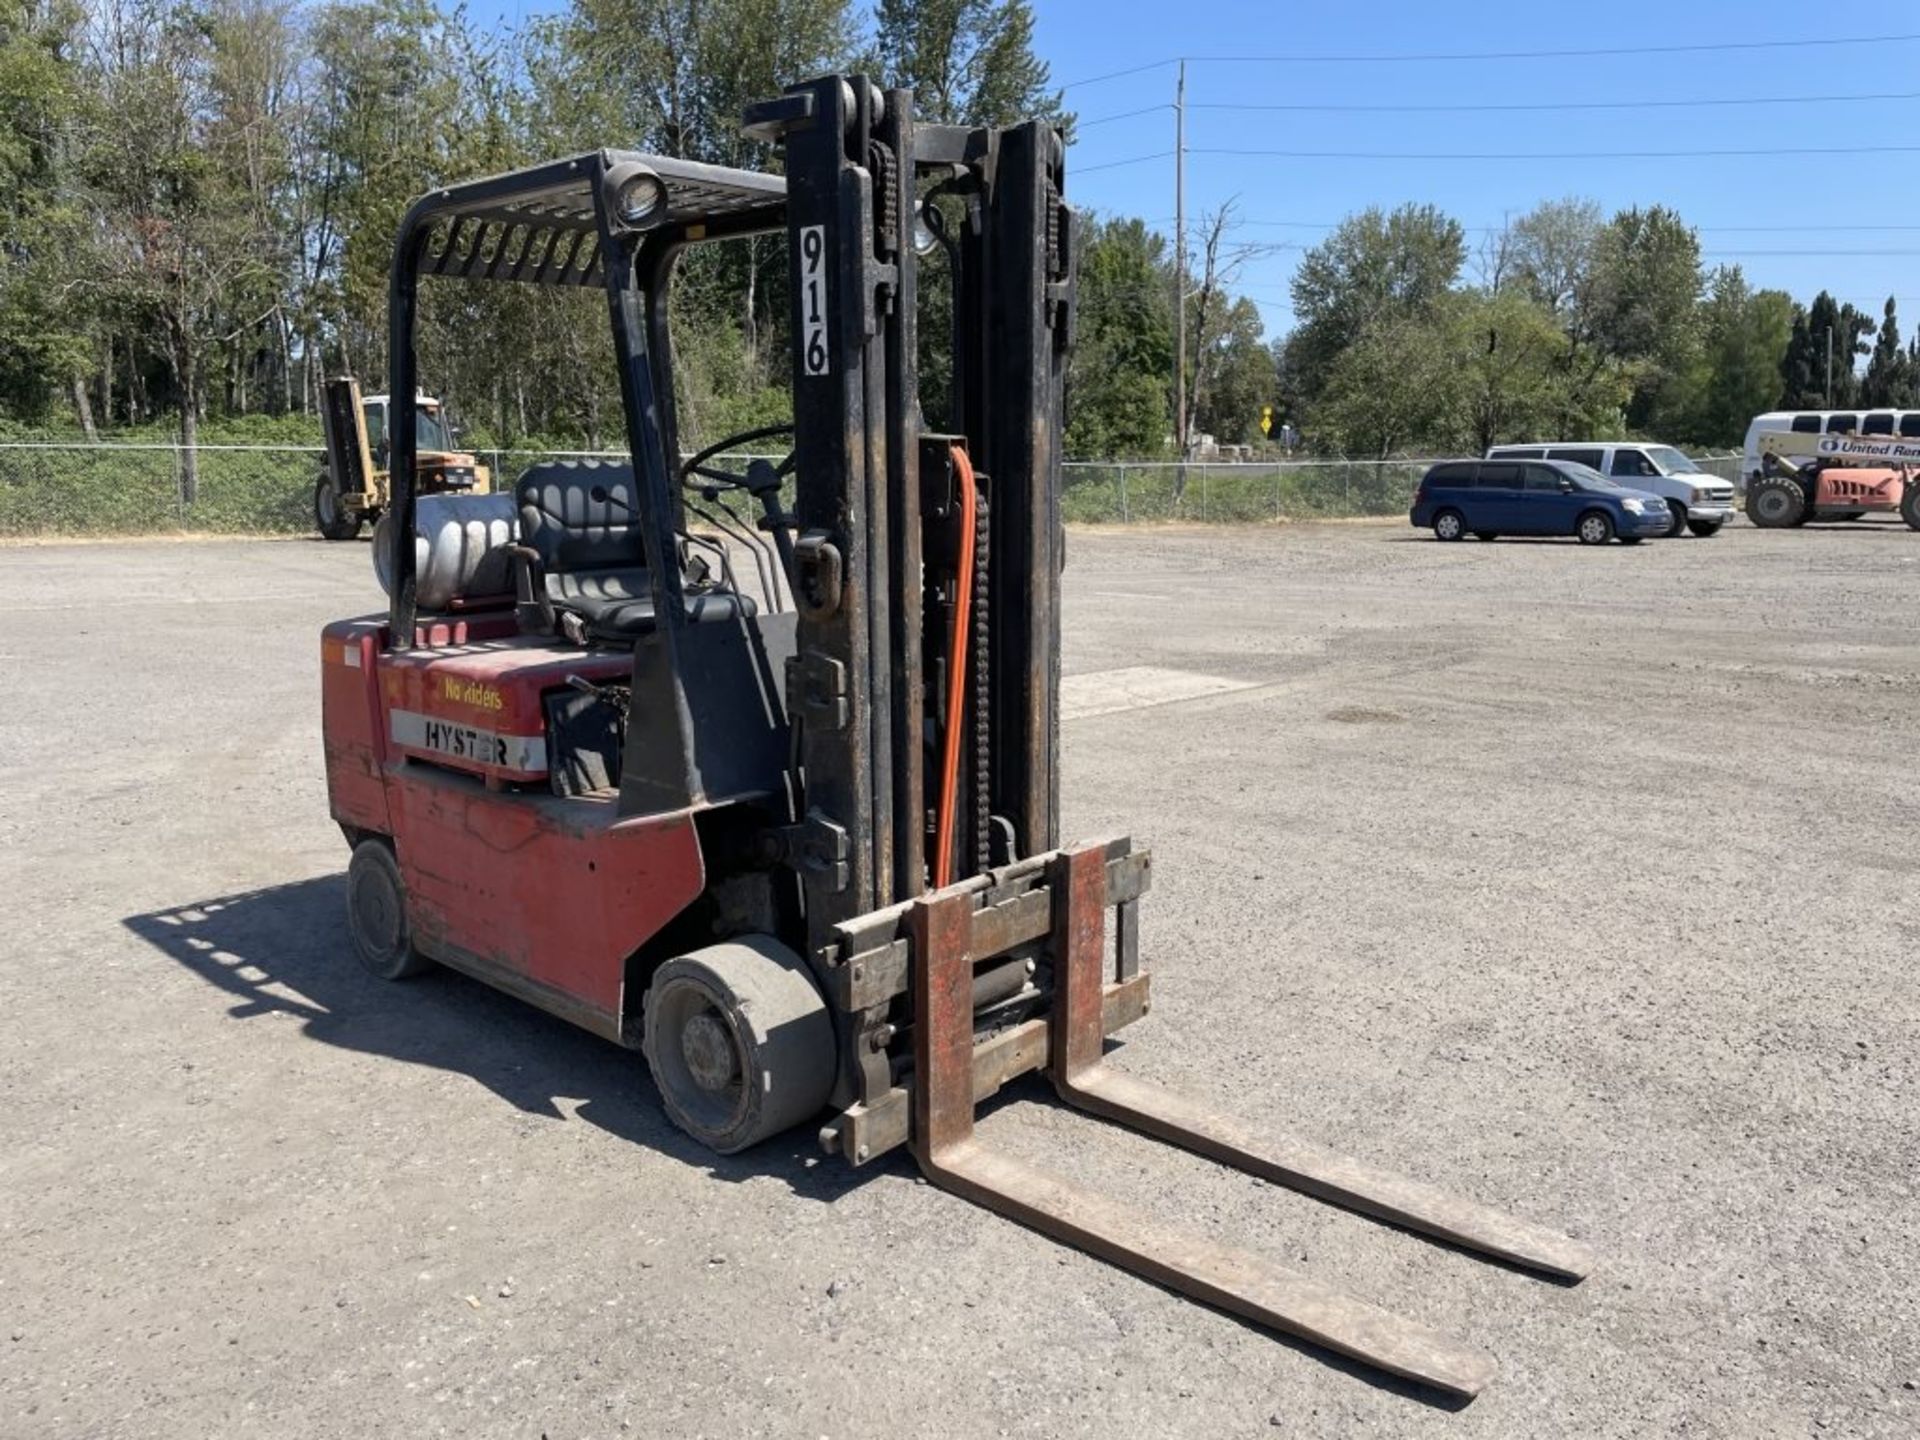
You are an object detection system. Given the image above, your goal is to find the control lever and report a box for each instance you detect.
[566,672,630,719]
[742,458,798,588]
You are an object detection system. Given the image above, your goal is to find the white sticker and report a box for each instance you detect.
[343,644,361,669]
[798,224,829,376]
[391,709,547,773]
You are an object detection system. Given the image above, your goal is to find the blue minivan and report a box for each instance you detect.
[1410,458,1672,545]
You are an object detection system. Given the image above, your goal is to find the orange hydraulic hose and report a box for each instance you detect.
[933,442,977,889]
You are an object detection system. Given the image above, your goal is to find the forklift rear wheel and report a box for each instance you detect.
[346,840,431,981]
[644,937,835,1155]
[315,475,361,541]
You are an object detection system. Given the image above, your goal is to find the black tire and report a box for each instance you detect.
[1576,510,1615,545]
[1664,500,1688,537]
[1746,476,1805,529]
[345,839,431,981]
[644,936,836,1155]
[315,474,361,541]
[1901,484,1920,531]
[1432,509,1466,541]
[1471,531,1499,542]
[1686,519,1723,538]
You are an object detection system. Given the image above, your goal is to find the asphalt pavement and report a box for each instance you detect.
[1,519,1914,1438]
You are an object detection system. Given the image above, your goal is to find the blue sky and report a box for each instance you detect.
[477,1,1920,344]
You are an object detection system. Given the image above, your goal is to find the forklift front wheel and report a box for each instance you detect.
[345,839,432,981]
[644,937,835,1155]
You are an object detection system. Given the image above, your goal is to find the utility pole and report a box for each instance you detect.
[1174,59,1186,458]
[1824,325,1834,407]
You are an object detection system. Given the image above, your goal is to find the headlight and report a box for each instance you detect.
[601,159,668,230]
[1622,498,1644,513]
[616,173,666,225]
[1691,487,1706,503]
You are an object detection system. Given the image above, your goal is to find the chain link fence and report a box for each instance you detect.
[1060,452,1744,524]
[0,441,1746,538]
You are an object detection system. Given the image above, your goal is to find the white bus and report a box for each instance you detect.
[1742,409,1920,485]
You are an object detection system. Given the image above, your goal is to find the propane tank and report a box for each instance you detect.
[372,492,517,610]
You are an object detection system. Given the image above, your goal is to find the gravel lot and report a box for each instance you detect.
[3,519,1916,1438]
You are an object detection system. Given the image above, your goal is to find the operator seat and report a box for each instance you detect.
[513,459,753,644]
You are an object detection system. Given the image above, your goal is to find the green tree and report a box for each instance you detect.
[1501,197,1601,318]
[80,0,282,493]
[1066,216,1171,458]
[1693,267,1792,443]
[874,0,1063,127]
[1193,297,1272,446]
[1586,205,1702,430]
[1779,291,1875,408]
[1861,296,1911,407]
[0,0,96,428]
[1314,310,1462,458]
[304,0,467,384]
[1450,289,1589,455]
[1284,203,1465,405]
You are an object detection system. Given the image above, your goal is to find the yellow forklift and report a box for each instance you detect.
[314,376,490,540]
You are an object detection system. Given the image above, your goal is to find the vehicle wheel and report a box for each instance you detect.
[1746,477,1805,528]
[1664,501,1689,537]
[1576,510,1615,545]
[644,936,836,1155]
[1686,520,1724,538]
[1432,509,1465,541]
[345,839,431,981]
[1471,531,1499,542]
[315,475,361,541]
[1901,484,1920,530]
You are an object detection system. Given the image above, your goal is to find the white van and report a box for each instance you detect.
[1484,442,1736,537]
[1742,409,1920,488]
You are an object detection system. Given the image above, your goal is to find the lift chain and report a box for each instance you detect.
[971,481,992,876]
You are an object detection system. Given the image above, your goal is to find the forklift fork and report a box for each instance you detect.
[909,841,1594,1398]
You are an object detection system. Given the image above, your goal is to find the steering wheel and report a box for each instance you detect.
[679,423,795,497]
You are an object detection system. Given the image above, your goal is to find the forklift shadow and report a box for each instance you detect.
[121,877,879,1206]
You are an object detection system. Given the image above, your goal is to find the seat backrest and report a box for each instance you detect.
[515,459,646,579]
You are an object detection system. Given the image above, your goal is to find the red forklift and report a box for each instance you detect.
[320,72,1592,1396]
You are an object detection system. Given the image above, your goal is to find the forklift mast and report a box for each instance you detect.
[749,75,1072,953]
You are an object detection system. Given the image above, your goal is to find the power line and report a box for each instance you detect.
[1186,34,1920,64]
[1075,150,1173,174]
[1701,249,1920,258]
[1142,217,1920,235]
[1076,103,1172,129]
[1188,90,1920,115]
[1189,144,1920,161]
[1686,224,1920,233]
[1059,58,1179,91]
[1059,33,1920,88]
